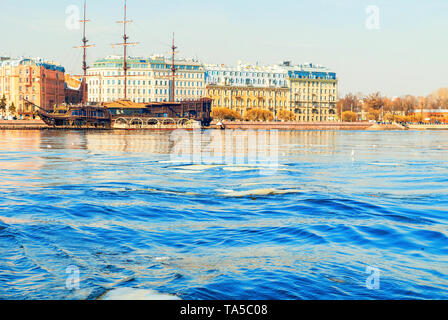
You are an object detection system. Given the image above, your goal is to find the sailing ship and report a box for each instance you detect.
[23,0,111,129]
[26,102,111,128]
[25,0,211,129]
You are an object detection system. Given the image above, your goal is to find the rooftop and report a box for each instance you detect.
[205,65,287,74]
[204,60,335,74]
[104,99,147,109]
[0,57,65,73]
[93,55,202,66]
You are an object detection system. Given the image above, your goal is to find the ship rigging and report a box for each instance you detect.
[24,0,212,129]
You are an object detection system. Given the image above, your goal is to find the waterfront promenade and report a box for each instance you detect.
[408,124,448,130]
[213,121,373,131]
[1,120,371,130]
[2,120,448,131]
[0,120,47,130]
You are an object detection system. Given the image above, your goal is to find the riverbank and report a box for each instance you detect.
[212,121,448,130]
[0,120,109,130]
[2,120,448,131]
[0,120,47,130]
[211,121,380,130]
[407,124,448,130]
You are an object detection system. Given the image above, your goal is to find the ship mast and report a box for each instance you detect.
[171,32,177,102]
[112,0,139,100]
[161,33,181,102]
[74,0,95,104]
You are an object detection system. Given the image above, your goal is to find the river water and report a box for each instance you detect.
[0,129,447,300]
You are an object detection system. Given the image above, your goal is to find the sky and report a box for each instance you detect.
[1,0,447,97]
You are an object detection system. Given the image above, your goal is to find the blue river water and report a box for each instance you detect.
[0,129,447,300]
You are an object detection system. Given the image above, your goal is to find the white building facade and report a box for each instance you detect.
[204,63,289,88]
[86,55,206,103]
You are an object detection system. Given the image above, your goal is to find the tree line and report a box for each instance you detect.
[212,107,296,122]
[338,88,448,123]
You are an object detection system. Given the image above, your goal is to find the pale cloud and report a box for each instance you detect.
[1,0,447,97]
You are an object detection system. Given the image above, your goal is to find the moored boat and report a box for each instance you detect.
[35,103,111,128]
[105,98,212,129]
[21,0,213,130]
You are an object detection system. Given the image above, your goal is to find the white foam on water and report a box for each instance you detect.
[0,216,33,225]
[216,188,302,197]
[94,187,198,197]
[99,287,181,300]
[223,167,258,172]
[368,162,402,166]
[215,188,235,194]
[94,187,128,192]
[277,168,303,173]
[154,256,171,262]
[159,160,191,164]
[171,170,205,174]
[240,182,264,187]
[172,164,222,171]
[147,189,198,196]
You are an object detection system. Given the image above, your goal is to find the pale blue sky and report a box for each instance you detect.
[1,0,447,97]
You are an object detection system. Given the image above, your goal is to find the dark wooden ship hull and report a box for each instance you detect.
[107,98,213,129]
[37,106,112,129]
[34,99,212,130]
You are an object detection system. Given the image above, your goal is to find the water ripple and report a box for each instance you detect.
[0,130,447,300]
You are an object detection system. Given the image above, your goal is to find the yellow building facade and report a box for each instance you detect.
[206,85,290,118]
[289,77,338,122]
[205,62,339,121]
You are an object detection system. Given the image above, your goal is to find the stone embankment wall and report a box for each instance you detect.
[211,121,373,130]
[0,120,48,130]
[5,120,445,131]
[408,124,448,130]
